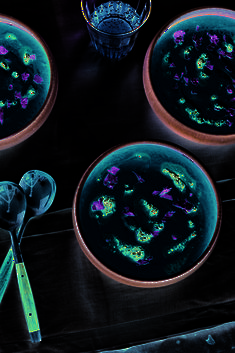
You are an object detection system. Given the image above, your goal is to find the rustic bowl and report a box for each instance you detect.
[73,141,222,287]
[143,8,235,144]
[0,14,58,150]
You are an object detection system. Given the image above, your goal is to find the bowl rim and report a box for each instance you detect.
[81,0,152,38]
[72,140,222,287]
[143,7,235,145]
[0,13,58,150]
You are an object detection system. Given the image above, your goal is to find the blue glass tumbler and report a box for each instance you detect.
[81,0,151,60]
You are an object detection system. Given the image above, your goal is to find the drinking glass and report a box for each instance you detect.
[81,0,151,60]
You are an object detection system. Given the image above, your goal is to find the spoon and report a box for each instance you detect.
[0,181,41,343]
[0,171,56,305]
[19,170,56,220]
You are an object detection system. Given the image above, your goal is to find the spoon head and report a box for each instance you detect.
[0,182,26,232]
[19,170,56,216]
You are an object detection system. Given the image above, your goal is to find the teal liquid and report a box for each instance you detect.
[151,14,235,135]
[88,1,141,59]
[78,144,218,282]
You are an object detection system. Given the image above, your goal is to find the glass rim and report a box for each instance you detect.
[81,0,152,37]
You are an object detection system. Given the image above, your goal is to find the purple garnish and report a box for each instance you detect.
[8,84,13,90]
[227,86,233,94]
[226,107,235,117]
[15,91,21,99]
[205,62,214,70]
[33,74,43,84]
[161,193,173,200]
[0,108,4,124]
[137,257,152,266]
[174,73,180,81]
[183,77,189,86]
[152,190,160,195]
[191,78,199,86]
[133,172,145,183]
[103,173,118,189]
[169,62,176,67]
[122,207,135,217]
[174,72,184,81]
[172,235,177,240]
[160,187,172,194]
[162,210,175,222]
[7,100,11,108]
[20,97,28,109]
[107,166,120,175]
[0,46,8,55]
[207,33,219,45]
[21,72,30,81]
[173,199,194,213]
[152,230,160,237]
[226,52,233,59]
[227,106,235,113]
[92,198,105,211]
[193,34,203,49]
[196,25,200,32]
[173,30,185,45]
[159,187,173,200]
[93,199,104,210]
[103,166,120,189]
[30,54,36,60]
[218,48,226,58]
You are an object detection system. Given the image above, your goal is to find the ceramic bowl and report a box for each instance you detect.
[143,8,235,144]
[0,14,58,150]
[73,141,222,287]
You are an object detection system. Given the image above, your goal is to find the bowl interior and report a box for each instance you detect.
[146,8,235,143]
[0,15,56,148]
[75,142,221,285]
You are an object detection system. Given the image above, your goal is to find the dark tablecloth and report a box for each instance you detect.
[1,1,235,352]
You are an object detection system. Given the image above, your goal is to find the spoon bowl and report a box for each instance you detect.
[19,170,56,218]
[0,182,26,233]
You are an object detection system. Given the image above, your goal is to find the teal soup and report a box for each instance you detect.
[78,144,218,281]
[0,20,51,138]
[151,14,235,135]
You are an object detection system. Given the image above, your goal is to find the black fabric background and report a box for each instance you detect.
[1,1,235,352]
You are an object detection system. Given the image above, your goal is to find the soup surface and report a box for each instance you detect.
[0,19,51,138]
[151,14,235,135]
[78,144,218,282]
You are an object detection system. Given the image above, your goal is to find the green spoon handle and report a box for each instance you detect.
[0,247,14,302]
[10,230,41,343]
[15,262,41,342]
[0,224,26,303]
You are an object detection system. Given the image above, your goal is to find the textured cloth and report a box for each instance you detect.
[1,0,235,352]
